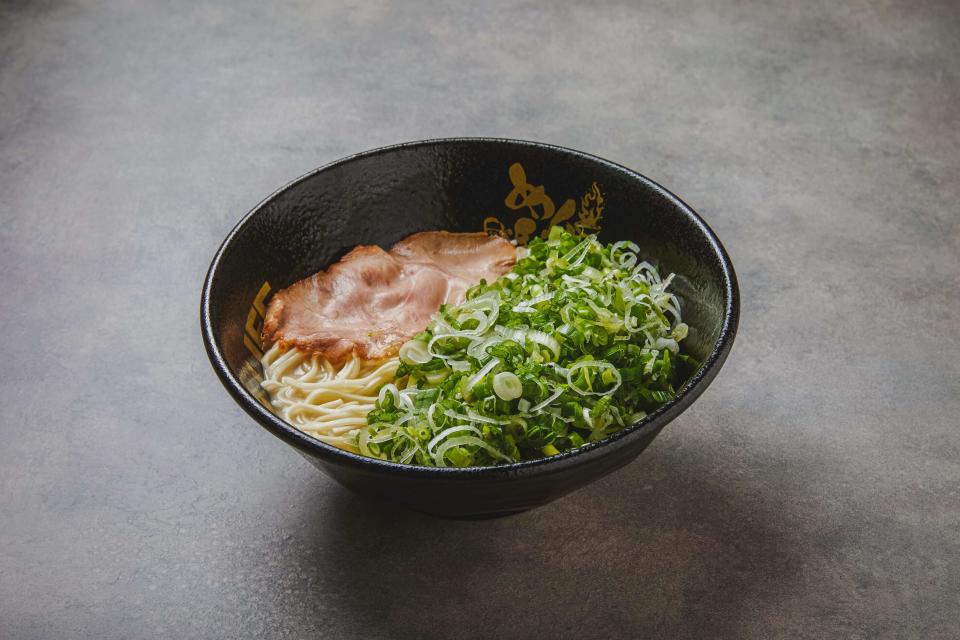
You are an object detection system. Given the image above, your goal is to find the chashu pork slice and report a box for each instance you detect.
[389,231,517,285]
[261,232,517,363]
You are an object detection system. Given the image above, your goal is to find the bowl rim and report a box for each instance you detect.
[201,137,740,478]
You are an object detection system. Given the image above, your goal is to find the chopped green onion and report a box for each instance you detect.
[362,226,693,467]
[492,372,523,401]
[399,339,433,365]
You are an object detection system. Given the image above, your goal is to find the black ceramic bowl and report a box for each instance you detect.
[202,138,738,518]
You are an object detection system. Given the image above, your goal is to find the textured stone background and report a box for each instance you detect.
[1,1,958,638]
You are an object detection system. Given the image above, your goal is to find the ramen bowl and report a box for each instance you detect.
[201,138,739,518]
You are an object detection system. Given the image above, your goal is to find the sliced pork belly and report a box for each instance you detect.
[261,232,516,363]
[389,231,517,285]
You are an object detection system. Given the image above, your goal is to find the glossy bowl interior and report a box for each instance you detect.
[201,138,739,518]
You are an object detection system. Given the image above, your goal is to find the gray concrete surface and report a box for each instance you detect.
[1,1,958,638]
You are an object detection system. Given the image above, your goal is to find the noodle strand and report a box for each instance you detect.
[260,344,397,452]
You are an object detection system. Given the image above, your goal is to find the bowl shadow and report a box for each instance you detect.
[279,428,803,639]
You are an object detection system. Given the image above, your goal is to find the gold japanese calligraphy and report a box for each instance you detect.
[483,163,604,244]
